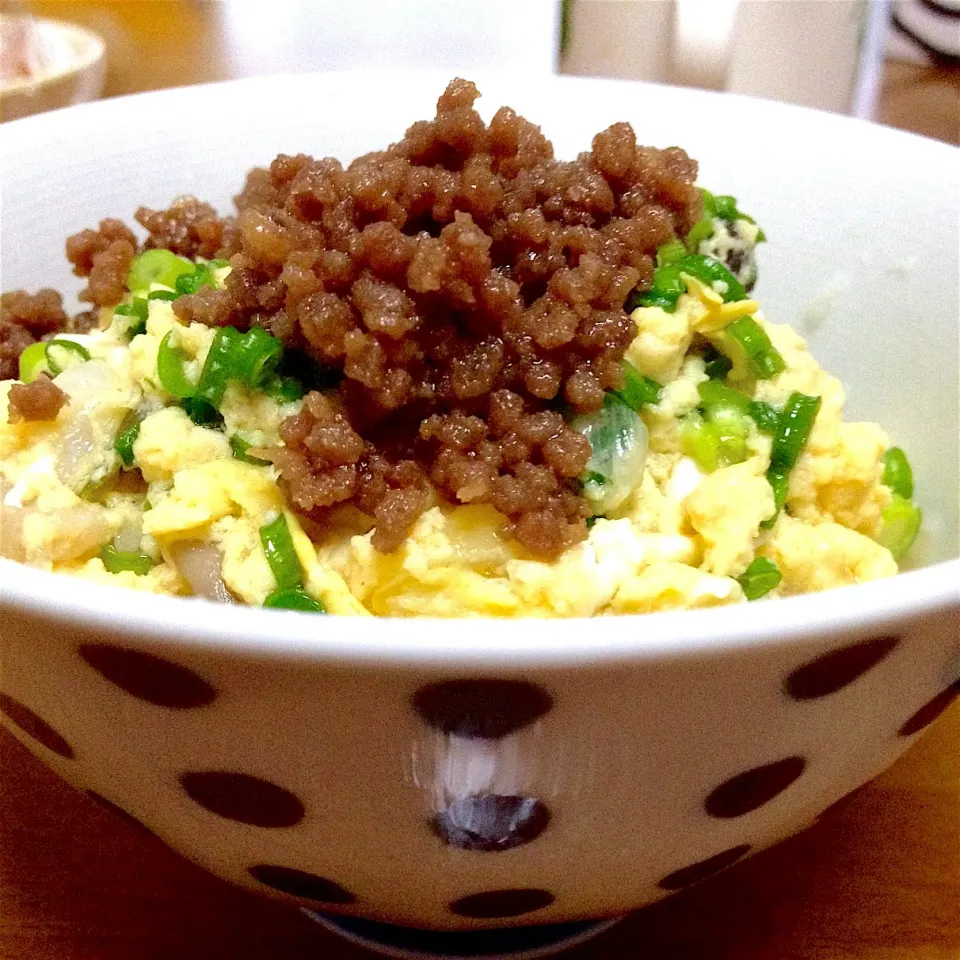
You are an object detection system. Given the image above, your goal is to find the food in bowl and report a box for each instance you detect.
[0,79,922,617]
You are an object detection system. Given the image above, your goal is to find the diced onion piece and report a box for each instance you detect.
[46,507,112,563]
[573,398,649,515]
[112,519,143,553]
[55,412,98,491]
[53,358,114,408]
[0,503,26,562]
[166,539,236,603]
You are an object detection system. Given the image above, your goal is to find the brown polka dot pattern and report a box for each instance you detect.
[785,636,900,700]
[432,795,550,852]
[657,844,751,890]
[449,888,555,919]
[705,757,806,818]
[0,691,74,759]
[413,679,553,739]
[249,865,355,904]
[898,680,960,737]
[85,790,156,836]
[180,771,305,827]
[78,644,217,709]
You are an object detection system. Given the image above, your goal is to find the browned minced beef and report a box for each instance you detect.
[23,78,701,557]
[7,373,67,422]
[135,197,239,261]
[65,217,138,307]
[0,289,68,381]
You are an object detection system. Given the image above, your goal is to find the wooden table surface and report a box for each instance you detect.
[1,702,958,960]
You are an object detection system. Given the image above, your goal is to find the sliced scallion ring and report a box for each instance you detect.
[45,339,91,375]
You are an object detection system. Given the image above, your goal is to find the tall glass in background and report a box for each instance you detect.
[561,0,892,118]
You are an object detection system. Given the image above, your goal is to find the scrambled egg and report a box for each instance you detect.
[1,271,904,617]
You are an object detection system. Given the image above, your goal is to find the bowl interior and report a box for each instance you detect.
[1,70,957,570]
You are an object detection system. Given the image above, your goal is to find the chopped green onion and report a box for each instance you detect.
[633,262,686,312]
[18,341,51,383]
[128,249,194,293]
[703,347,733,381]
[686,189,717,251]
[737,556,782,600]
[685,216,715,253]
[676,254,747,303]
[747,400,779,435]
[45,339,91,375]
[263,587,326,612]
[259,513,303,592]
[686,188,766,250]
[207,258,231,270]
[697,380,778,434]
[876,494,922,561]
[114,298,148,320]
[762,392,821,528]
[881,447,914,499]
[156,331,196,399]
[181,397,222,427]
[633,253,746,313]
[100,544,154,576]
[768,393,821,475]
[630,292,677,312]
[724,316,785,380]
[681,413,721,473]
[195,327,241,408]
[766,471,790,525]
[711,406,749,466]
[174,263,216,296]
[611,362,661,411]
[261,375,305,403]
[697,379,749,412]
[710,192,762,229]
[113,298,149,339]
[711,195,737,221]
[585,515,599,530]
[230,435,271,466]
[236,327,284,389]
[147,290,178,302]
[681,407,749,473]
[656,238,688,268]
[114,421,141,467]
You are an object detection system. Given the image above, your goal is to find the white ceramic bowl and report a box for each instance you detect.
[0,17,105,122]
[1,71,958,933]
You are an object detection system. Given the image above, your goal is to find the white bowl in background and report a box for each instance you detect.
[0,17,106,122]
[0,71,958,933]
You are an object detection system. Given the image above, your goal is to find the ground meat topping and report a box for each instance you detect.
[7,373,67,423]
[12,79,701,559]
[135,196,238,261]
[0,289,69,381]
[247,81,699,555]
[65,218,137,307]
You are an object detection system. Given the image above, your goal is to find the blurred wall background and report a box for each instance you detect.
[6,0,959,143]
[14,0,559,93]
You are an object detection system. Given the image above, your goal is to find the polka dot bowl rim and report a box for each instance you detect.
[2,559,957,666]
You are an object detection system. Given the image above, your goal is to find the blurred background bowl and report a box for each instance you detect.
[0,16,105,121]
